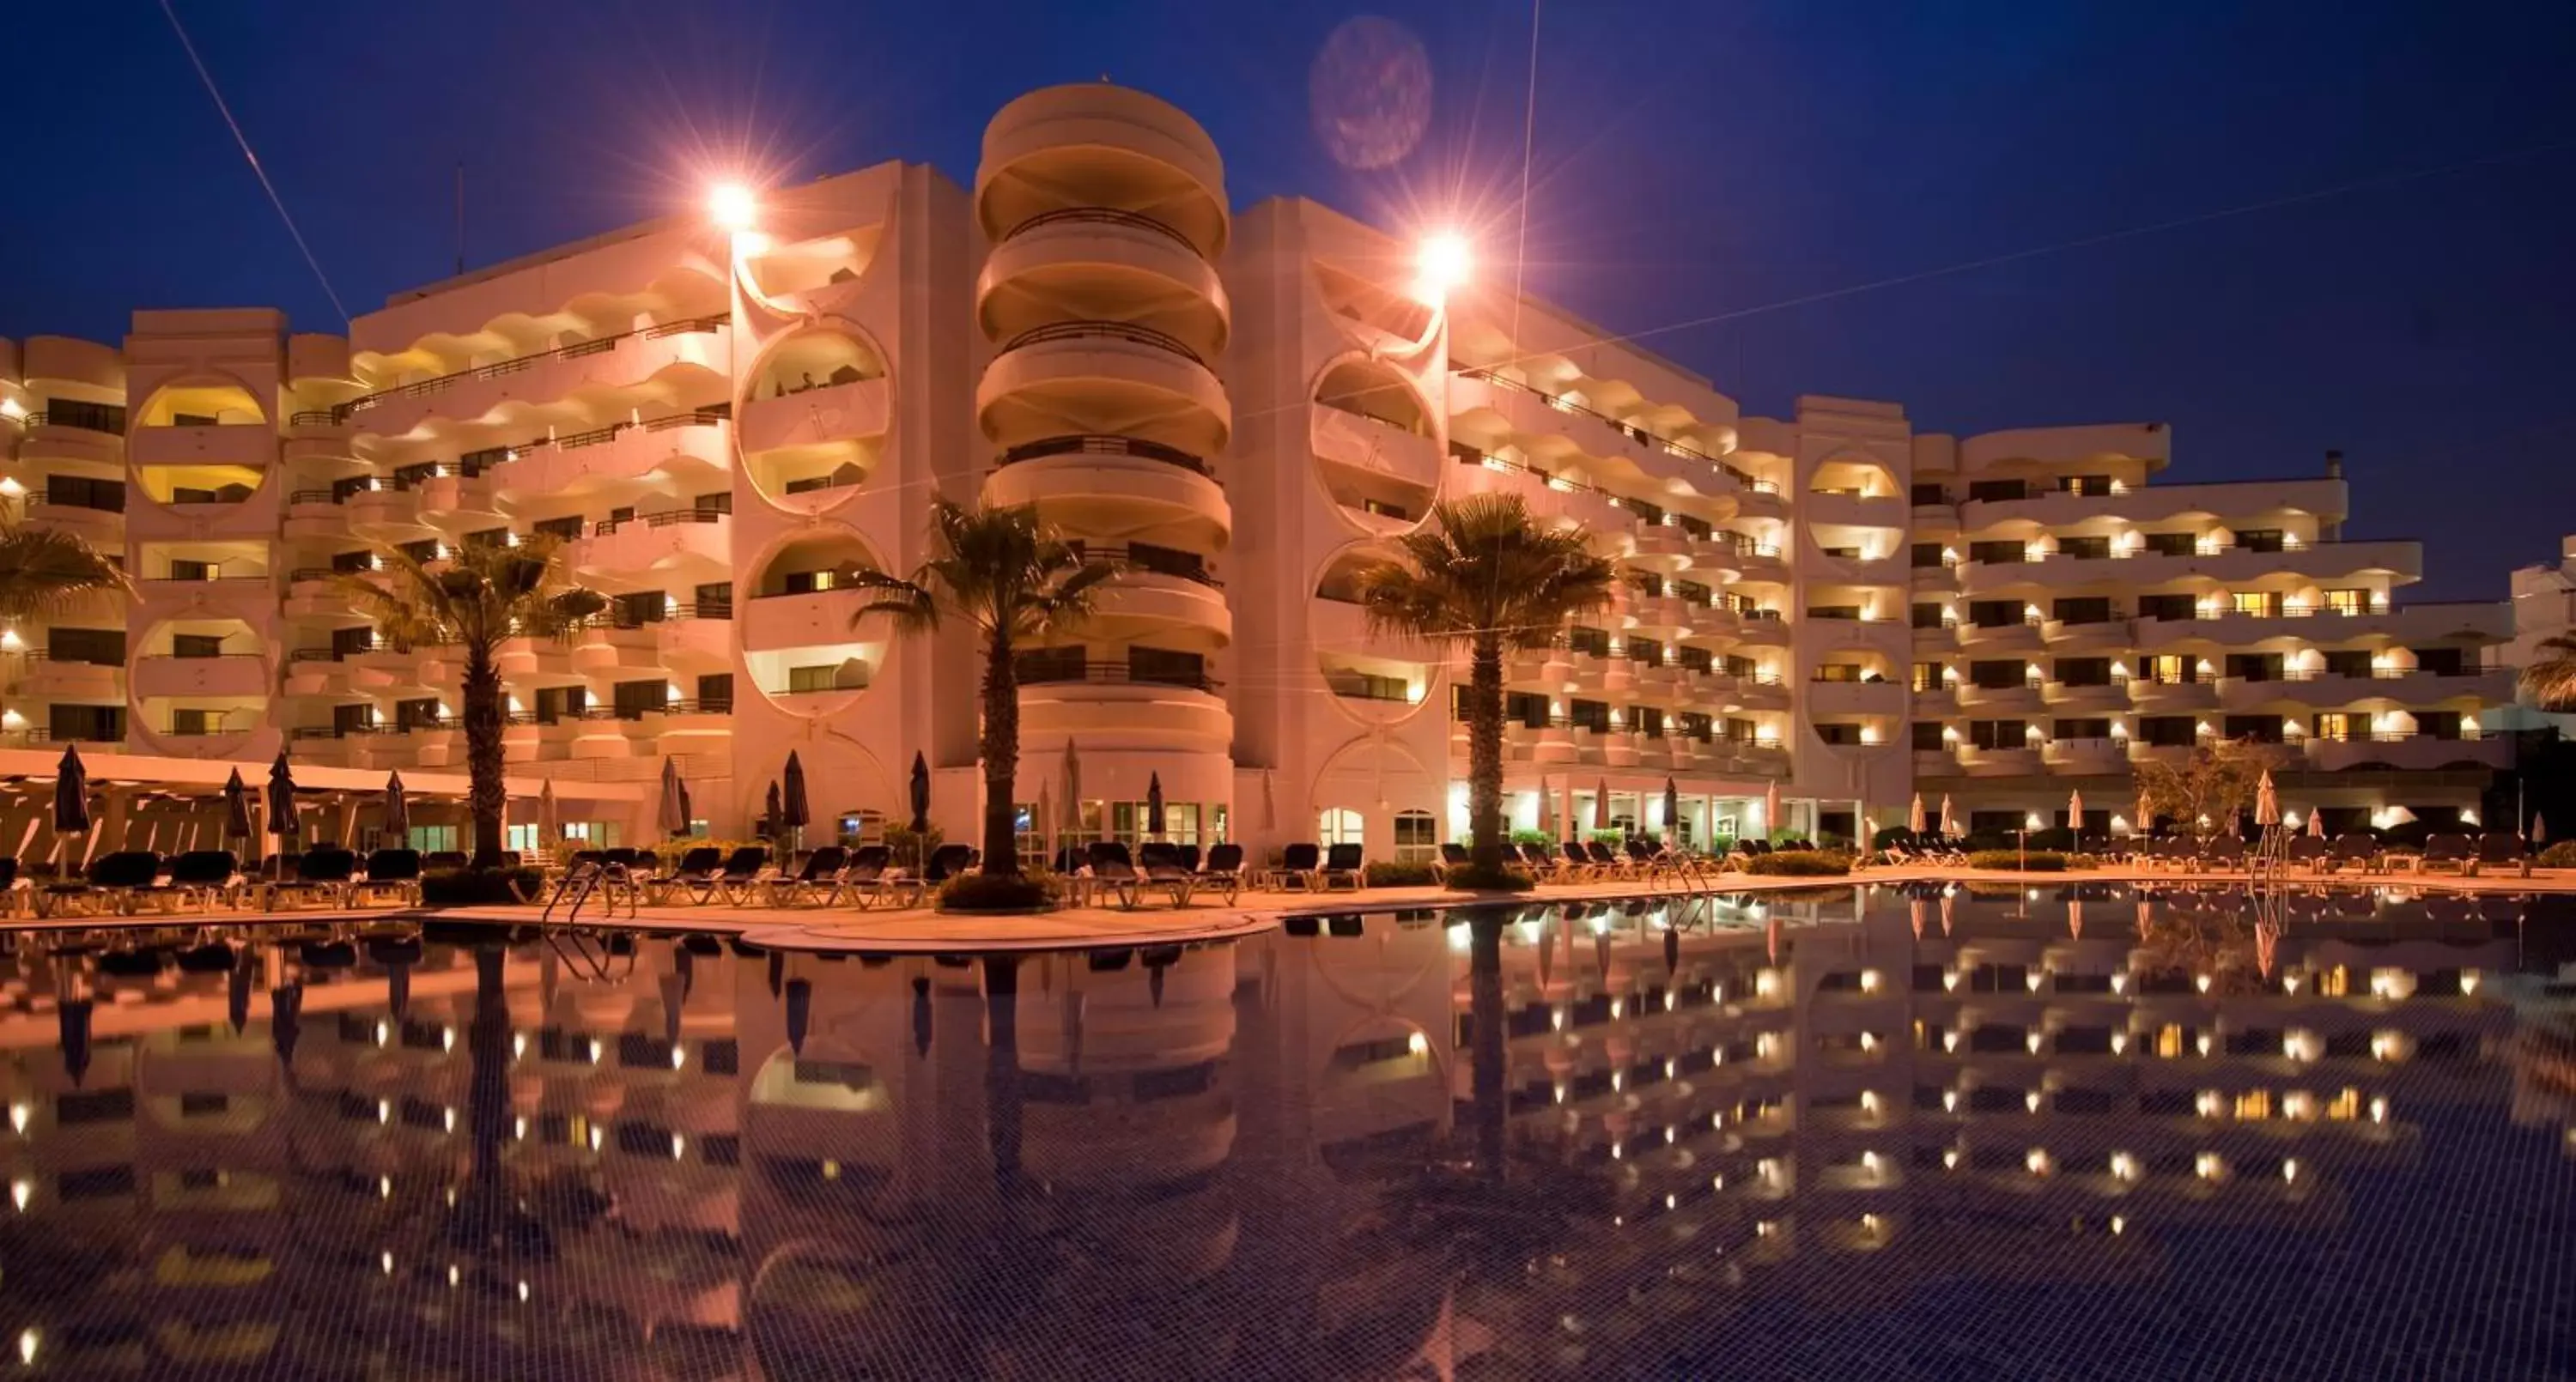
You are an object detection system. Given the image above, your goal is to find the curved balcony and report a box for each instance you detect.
[340,317,730,439]
[279,652,353,699]
[137,573,271,609]
[2041,679,2129,713]
[2128,677,2218,712]
[1738,743,1791,777]
[1628,595,1692,634]
[2302,733,2509,773]
[570,625,663,678]
[1685,603,1740,641]
[1807,680,1908,717]
[1016,664,1234,760]
[2043,736,2127,774]
[2042,617,2129,652]
[1309,406,1437,531]
[1954,682,2045,715]
[1732,543,1789,584]
[347,647,438,697]
[979,209,1230,358]
[22,497,124,544]
[281,490,353,543]
[1087,561,1232,652]
[127,421,274,472]
[1569,652,1634,696]
[976,321,1231,458]
[1736,675,1792,712]
[1955,744,2043,777]
[568,511,730,587]
[1953,619,2042,654]
[1911,683,1958,718]
[495,414,732,500]
[983,434,1231,550]
[416,470,504,529]
[1957,556,2055,597]
[8,654,123,702]
[133,652,270,700]
[976,82,1229,258]
[656,610,734,670]
[1733,613,1792,647]
[345,484,430,539]
[1631,525,1692,567]
[1802,490,1906,529]
[1910,560,1961,591]
[18,411,123,467]
[1914,748,1957,777]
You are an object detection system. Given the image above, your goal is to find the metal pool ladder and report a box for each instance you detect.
[544,860,641,924]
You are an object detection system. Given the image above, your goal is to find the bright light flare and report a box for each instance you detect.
[1415,231,1471,302]
[709,181,758,232]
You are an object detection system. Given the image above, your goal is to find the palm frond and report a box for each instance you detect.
[0,522,132,623]
[843,571,941,636]
[2524,633,2576,711]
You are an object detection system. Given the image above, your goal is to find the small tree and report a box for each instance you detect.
[2520,633,2576,712]
[847,499,1114,877]
[1351,494,1619,883]
[2134,736,2281,833]
[0,522,131,737]
[337,539,604,865]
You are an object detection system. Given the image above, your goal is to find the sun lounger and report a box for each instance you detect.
[1195,843,1248,905]
[2416,833,2473,876]
[1317,842,1364,891]
[1270,842,1322,891]
[768,846,850,906]
[2470,832,2530,878]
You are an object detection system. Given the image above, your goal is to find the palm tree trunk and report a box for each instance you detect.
[464,646,507,867]
[980,627,1023,876]
[1467,633,1508,875]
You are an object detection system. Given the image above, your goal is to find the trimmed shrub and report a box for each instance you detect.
[1510,828,1555,846]
[421,867,544,906]
[1443,863,1538,893]
[1965,850,2093,872]
[1741,850,1854,877]
[939,871,1060,912]
[2538,841,2576,869]
[1364,861,1439,888]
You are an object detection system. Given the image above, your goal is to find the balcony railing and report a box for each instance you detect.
[1079,545,1220,587]
[24,402,126,434]
[1002,206,1197,252]
[1455,367,1763,488]
[996,433,1212,477]
[995,319,1205,367]
[336,314,726,419]
[576,600,736,631]
[1013,658,1221,693]
[288,409,341,427]
[590,508,727,536]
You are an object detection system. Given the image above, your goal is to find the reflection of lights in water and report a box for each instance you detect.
[1406,1030,1428,1057]
[2111,1215,2126,1235]
[9,1179,27,1211]
[380,1252,393,1275]
[17,1330,34,1365]
[672,1045,688,1070]
[8,1103,25,1134]
[1309,16,1434,171]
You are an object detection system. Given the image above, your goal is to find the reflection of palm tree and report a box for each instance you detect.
[985,956,1024,1201]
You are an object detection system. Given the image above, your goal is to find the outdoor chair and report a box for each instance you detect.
[1512,842,1562,879]
[424,851,469,871]
[156,850,246,912]
[2470,833,2531,878]
[647,847,726,904]
[2285,836,2332,872]
[2416,833,2474,876]
[922,844,975,886]
[768,846,850,906]
[1176,844,1202,873]
[273,848,360,908]
[1137,842,1198,906]
[1086,842,1145,909]
[1435,841,1472,882]
[1270,843,1322,891]
[1195,843,1248,905]
[354,849,423,906]
[1585,840,1632,877]
[1317,842,1364,891]
[837,846,914,909]
[2196,835,2246,871]
[704,847,772,906]
[40,852,162,918]
[1558,841,1600,880]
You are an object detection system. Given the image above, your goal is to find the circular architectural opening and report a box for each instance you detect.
[742,330,889,511]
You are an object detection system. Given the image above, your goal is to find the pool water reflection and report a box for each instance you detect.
[1,884,2572,1378]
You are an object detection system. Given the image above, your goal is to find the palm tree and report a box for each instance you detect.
[337,539,603,865]
[2522,633,2576,711]
[0,520,132,740]
[848,498,1115,876]
[1352,494,1618,881]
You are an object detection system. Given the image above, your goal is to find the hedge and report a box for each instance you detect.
[1364,861,1440,888]
[1741,850,1854,877]
[1969,849,2065,871]
[939,871,1060,912]
[1443,863,1539,893]
[2540,841,2576,869]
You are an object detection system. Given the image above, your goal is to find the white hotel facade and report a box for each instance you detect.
[0,84,2514,856]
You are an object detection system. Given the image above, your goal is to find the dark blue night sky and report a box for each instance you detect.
[6,1,2570,597]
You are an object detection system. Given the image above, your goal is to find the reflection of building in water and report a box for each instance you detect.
[0,889,2562,1375]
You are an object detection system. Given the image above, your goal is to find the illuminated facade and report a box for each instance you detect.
[0,83,2512,852]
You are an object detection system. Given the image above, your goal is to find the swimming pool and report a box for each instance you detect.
[1,883,2569,1377]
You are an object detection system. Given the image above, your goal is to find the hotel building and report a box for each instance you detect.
[0,82,2513,856]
